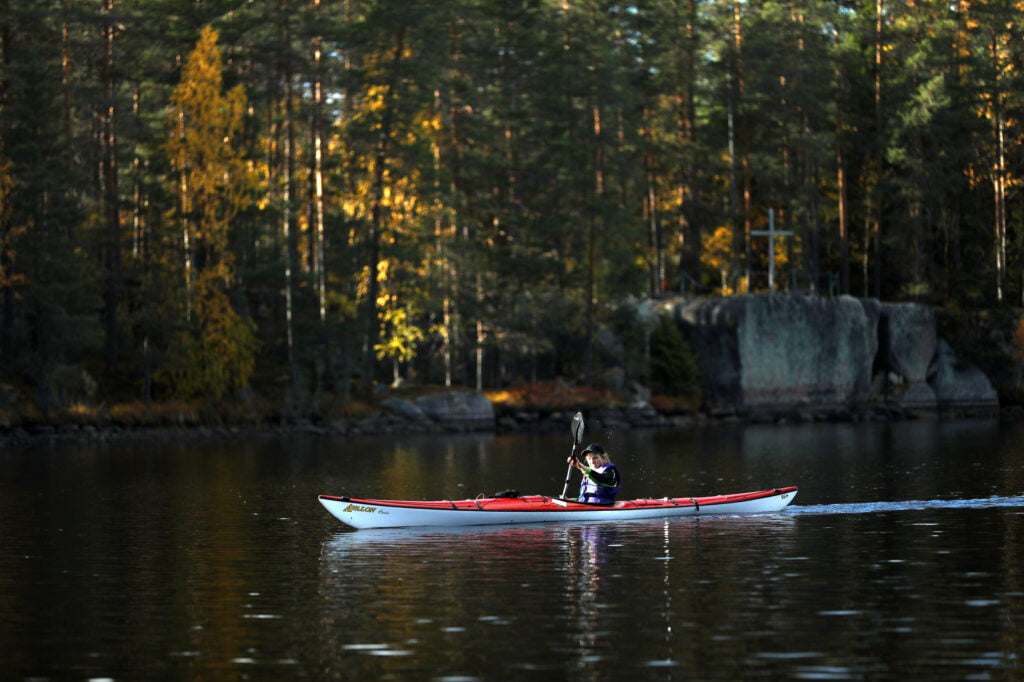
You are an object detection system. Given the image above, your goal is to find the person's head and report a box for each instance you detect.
[582,443,607,467]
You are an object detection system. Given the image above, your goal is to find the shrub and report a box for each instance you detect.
[486,380,613,412]
[649,314,701,399]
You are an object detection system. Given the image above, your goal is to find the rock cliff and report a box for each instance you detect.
[668,294,998,417]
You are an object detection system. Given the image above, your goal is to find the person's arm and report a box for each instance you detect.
[584,466,618,487]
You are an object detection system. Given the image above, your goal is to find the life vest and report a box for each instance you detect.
[579,462,621,505]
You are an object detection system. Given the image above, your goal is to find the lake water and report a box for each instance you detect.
[2,418,1024,680]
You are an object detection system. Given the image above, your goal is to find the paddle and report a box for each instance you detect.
[560,412,586,499]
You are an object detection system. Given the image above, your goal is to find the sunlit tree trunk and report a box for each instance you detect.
[475,272,483,391]
[364,24,407,388]
[430,87,453,387]
[131,83,144,260]
[835,22,850,295]
[176,106,192,320]
[444,56,464,388]
[311,0,327,325]
[993,104,1006,302]
[280,0,298,385]
[283,75,297,378]
[644,144,662,297]
[837,135,850,294]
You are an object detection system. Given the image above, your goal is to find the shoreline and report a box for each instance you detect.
[2,402,1018,447]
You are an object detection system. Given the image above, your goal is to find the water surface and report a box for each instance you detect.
[2,418,1023,680]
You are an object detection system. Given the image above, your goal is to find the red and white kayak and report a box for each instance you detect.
[318,486,798,530]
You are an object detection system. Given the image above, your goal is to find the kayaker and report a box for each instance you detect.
[567,443,621,505]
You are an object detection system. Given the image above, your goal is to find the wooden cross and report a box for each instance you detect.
[750,209,793,293]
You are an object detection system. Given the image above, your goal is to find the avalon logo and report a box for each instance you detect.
[342,503,376,513]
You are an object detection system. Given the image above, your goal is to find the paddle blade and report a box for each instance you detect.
[571,411,585,445]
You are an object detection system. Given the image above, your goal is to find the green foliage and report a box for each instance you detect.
[4,0,1024,412]
[936,306,1019,399]
[649,314,700,399]
[375,299,425,364]
[155,284,260,399]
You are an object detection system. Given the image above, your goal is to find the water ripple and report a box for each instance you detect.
[789,495,1024,516]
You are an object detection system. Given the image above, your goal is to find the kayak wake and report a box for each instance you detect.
[789,495,1024,516]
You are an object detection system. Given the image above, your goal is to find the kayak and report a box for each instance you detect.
[318,486,798,530]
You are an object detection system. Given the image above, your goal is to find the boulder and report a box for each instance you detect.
[928,339,999,413]
[624,381,652,408]
[413,391,495,430]
[596,366,626,392]
[879,303,937,411]
[673,294,877,412]
[379,397,427,420]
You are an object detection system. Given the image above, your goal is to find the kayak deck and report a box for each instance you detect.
[318,486,798,530]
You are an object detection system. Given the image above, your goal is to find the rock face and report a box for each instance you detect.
[672,295,877,413]
[928,339,1000,412]
[878,303,938,410]
[411,390,495,430]
[670,294,998,416]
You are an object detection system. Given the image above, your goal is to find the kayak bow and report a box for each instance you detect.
[318,486,798,530]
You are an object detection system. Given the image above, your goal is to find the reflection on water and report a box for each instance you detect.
[2,419,1024,680]
[316,515,808,679]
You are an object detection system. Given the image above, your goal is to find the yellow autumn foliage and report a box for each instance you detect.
[160,25,259,398]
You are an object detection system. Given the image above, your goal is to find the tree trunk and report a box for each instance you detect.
[0,0,12,358]
[475,272,483,391]
[444,40,465,388]
[678,0,701,296]
[727,102,740,290]
[584,103,603,387]
[311,0,330,389]
[364,25,407,388]
[870,0,883,299]
[281,2,298,385]
[312,0,326,325]
[994,104,1006,302]
[101,0,121,372]
[176,106,192,321]
[644,145,662,297]
[835,41,850,295]
[734,0,752,291]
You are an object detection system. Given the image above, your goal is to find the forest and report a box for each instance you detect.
[2,0,1023,419]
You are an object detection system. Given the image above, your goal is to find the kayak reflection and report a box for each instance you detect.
[319,512,797,552]
[563,523,619,658]
[316,513,798,680]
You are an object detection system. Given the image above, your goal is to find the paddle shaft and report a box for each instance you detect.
[560,411,586,499]
[561,443,584,498]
